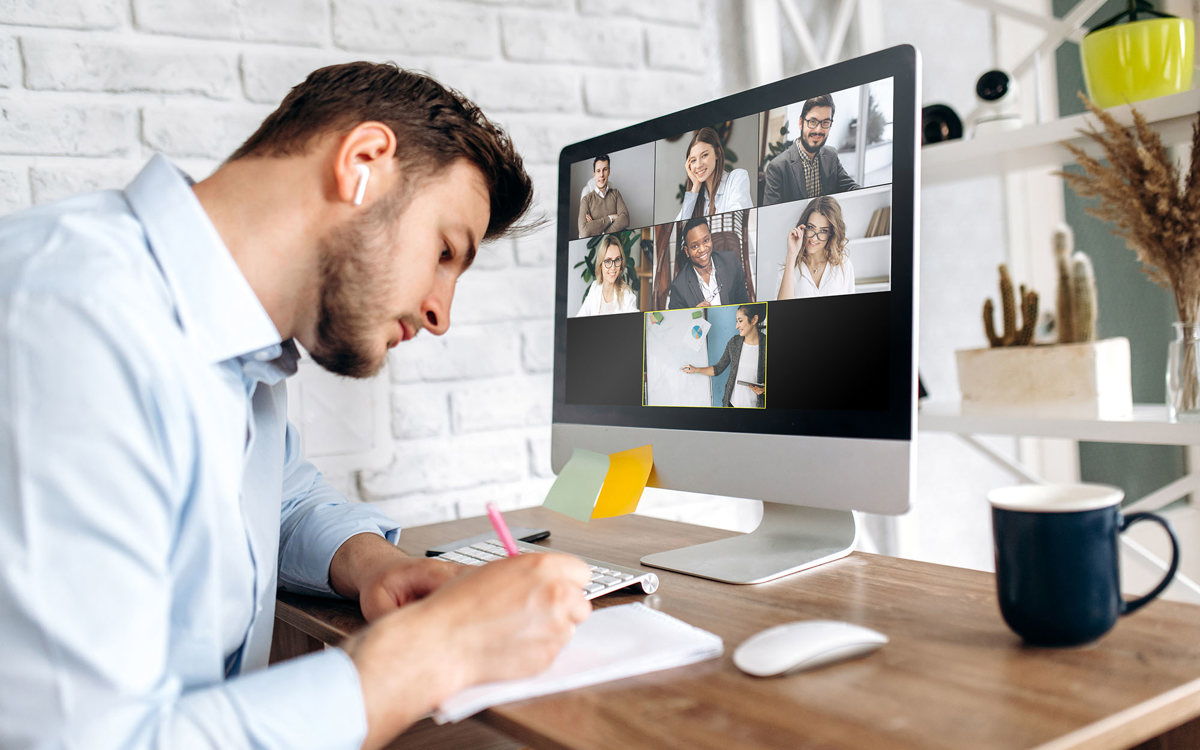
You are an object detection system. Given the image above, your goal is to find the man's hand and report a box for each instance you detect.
[340,551,592,750]
[329,532,465,621]
[422,553,592,684]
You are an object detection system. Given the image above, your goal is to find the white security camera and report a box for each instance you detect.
[970,69,1022,137]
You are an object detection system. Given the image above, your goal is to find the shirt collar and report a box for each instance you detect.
[796,142,817,163]
[594,184,609,198]
[123,154,284,367]
[694,263,718,287]
[234,339,300,386]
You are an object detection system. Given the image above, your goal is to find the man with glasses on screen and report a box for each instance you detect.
[763,93,860,206]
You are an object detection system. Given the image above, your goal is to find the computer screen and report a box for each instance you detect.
[551,45,920,583]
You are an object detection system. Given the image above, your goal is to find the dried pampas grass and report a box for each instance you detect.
[1058,94,1200,324]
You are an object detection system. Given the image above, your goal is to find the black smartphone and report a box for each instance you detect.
[425,527,551,557]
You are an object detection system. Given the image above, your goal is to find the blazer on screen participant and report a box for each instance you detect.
[668,216,750,310]
[763,94,859,206]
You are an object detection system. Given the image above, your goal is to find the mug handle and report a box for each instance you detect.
[1120,512,1180,615]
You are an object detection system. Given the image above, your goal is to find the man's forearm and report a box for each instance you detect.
[329,532,406,600]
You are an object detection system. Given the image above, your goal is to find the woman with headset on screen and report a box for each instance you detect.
[680,303,766,408]
[576,233,639,316]
[777,195,856,299]
[674,127,753,221]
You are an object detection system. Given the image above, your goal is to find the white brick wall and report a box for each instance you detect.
[336,1,500,58]
[0,36,19,87]
[2,1,125,29]
[134,0,330,45]
[21,38,240,96]
[0,1,726,528]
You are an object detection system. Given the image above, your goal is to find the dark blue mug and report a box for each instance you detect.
[988,483,1180,647]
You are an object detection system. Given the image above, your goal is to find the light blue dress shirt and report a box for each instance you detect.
[0,155,404,749]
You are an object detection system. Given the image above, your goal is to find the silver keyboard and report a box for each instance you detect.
[439,539,660,600]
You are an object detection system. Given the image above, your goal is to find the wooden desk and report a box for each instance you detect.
[273,507,1200,750]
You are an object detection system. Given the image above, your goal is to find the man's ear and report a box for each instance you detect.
[334,122,398,207]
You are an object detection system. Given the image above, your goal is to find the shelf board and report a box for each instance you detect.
[852,183,893,199]
[918,399,1200,445]
[921,89,1200,185]
[850,235,890,246]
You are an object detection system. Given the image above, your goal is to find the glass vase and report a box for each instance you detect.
[1167,322,1200,422]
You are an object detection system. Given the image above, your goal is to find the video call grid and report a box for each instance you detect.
[560,76,899,412]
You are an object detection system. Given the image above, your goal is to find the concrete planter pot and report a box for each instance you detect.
[955,337,1132,419]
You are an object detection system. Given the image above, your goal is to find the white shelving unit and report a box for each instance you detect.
[920,399,1200,601]
[849,235,891,291]
[922,88,1200,185]
[919,400,1200,518]
[843,184,891,290]
[920,399,1200,446]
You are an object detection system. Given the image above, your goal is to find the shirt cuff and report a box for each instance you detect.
[224,648,367,750]
[278,502,403,596]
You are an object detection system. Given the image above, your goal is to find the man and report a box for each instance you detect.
[0,62,591,750]
[762,93,860,206]
[577,154,629,238]
[668,217,750,309]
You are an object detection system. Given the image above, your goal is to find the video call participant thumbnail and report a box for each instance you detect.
[577,234,638,316]
[763,94,860,206]
[681,303,767,408]
[778,195,855,299]
[578,155,630,238]
[668,217,751,310]
[675,127,753,221]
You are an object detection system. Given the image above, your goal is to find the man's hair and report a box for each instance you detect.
[800,93,836,122]
[593,155,610,170]
[229,61,535,241]
[682,216,710,238]
[679,217,711,272]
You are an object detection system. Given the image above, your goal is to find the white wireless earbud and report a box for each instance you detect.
[352,164,370,206]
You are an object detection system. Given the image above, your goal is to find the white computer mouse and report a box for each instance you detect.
[733,620,888,677]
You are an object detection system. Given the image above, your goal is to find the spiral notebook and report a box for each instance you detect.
[434,603,724,723]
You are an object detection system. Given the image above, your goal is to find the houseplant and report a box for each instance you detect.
[955,245,1132,419]
[1059,95,1200,420]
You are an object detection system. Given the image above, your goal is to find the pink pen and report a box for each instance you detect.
[486,502,520,557]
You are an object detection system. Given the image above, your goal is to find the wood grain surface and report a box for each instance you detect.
[274,507,1200,750]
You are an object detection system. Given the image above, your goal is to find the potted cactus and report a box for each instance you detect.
[955,227,1133,418]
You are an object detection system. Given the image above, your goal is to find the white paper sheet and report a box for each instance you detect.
[434,603,724,723]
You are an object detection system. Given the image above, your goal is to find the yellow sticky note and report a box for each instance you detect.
[591,445,654,519]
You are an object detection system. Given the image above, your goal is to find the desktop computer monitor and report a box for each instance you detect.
[551,45,920,584]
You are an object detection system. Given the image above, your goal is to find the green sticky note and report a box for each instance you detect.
[691,310,703,318]
[543,449,609,521]
[651,312,663,324]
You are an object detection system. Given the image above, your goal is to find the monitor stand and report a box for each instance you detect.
[640,502,856,584]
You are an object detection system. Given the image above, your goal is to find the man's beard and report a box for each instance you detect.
[801,129,825,156]
[307,191,404,379]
